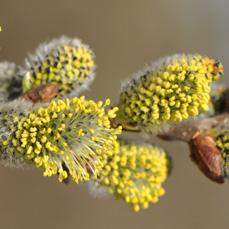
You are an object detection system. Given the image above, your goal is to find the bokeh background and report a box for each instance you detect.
[0,0,229,228]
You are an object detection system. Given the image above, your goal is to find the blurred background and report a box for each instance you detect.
[0,0,229,228]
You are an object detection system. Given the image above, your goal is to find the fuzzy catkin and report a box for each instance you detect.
[92,141,169,212]
[0,97,122,183]
[9,36,96,99]
[117,54,223,133]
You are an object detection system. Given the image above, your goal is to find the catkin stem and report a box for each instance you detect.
[158,113,229,142]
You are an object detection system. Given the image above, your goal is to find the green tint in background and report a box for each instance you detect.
[0,0,228,228]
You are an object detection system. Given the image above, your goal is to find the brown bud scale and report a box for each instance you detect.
[22,83,59,102]
[190,131,224,184]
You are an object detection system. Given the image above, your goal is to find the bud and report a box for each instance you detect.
[118,54,223,132]
[190,131,224,183]
[92,141,170,212]
[0,97,122,183]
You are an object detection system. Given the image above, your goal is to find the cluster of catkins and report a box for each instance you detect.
[0,36,224,212]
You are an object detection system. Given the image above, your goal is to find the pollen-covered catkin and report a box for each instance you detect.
[9,37,95,99]
[93,141,169,212]
[118,54,223,132]
[0,99,34,167]
[0,97,122,182]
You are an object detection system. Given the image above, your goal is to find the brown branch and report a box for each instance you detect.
[158,113,229,142]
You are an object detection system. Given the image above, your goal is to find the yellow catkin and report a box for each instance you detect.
[93,142,169,212]
[118,54,223,131]
[0,97,122,183]
[22,37,95,96]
